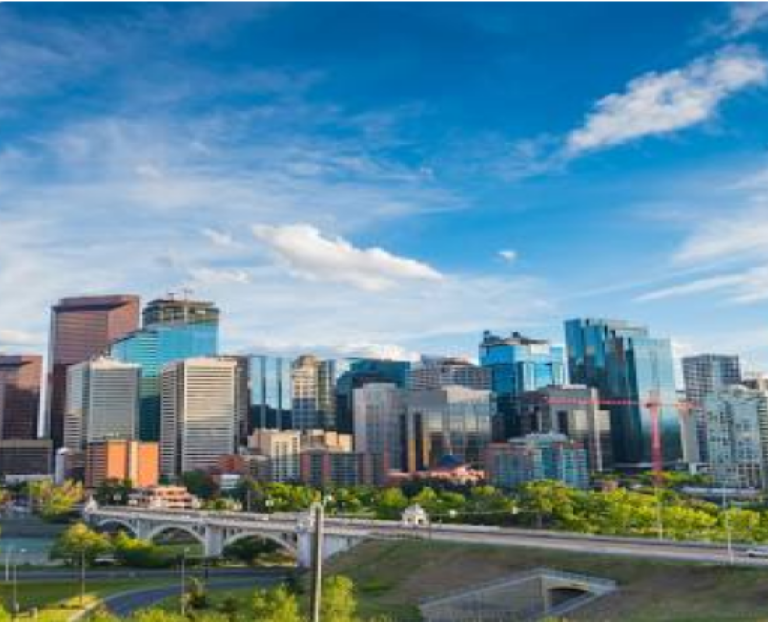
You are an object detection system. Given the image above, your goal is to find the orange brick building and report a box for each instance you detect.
[85,440,159,489]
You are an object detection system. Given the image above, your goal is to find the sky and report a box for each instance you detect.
[2,2,768,370]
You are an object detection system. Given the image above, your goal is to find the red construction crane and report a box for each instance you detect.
[538,392,696,484]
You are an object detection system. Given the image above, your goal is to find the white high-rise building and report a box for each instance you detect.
[160,357,238,479]
[353,383,404,471]
[705,385,768,490]
[64,357,140,450]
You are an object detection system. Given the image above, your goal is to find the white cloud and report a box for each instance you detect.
[0,329,44,349]
[498,249,517,263]
[566,47,767,155]
[636,272,749,302]
[716,3,768,39]
[201,228,239,248]
[252,223,444,291]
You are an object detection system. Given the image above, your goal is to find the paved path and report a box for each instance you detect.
[14,567,261,582]
[103,573,288,617]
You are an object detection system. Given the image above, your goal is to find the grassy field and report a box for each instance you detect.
[0,579,174,621]
[325,540,768,621]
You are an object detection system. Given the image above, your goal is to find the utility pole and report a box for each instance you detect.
[309,501,325,622]
[180,547,189,616]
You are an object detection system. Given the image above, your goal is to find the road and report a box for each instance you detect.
[102,572,289,617]
[13,567,264,581]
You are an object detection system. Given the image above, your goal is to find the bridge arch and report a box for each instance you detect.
[222,530,298,557]
[95,518,138,537]
[145,524,206,547]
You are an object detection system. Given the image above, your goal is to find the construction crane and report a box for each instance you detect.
[538,392,696,484]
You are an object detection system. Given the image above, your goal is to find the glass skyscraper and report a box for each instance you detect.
[565,318,681,469]
[111,298,218,441]
[479,331,566,439]
[248,355,293,431]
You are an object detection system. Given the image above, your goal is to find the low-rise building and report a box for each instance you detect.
[85,440,159,489]
[0,440,52,479]
[299,449,388,488]
[128,485,200,509]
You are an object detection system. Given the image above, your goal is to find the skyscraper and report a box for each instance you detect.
[335,358,411,434]
[410,356,491,391]
[63,357,140,451]
[110,296,219,441]
[704,385,768,490]
[682,354,742,463]
[160,357,238,479]
[353,383,405,471]
[248,356,293,431]
[519,385,612,472]
[290,355,340,430]
[47,295,140,448]
[479,331,566,439]
[404,386,493,472]
[565,318,681,469]
[0,355,42,439]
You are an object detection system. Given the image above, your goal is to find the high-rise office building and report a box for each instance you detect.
[0,355,42,440]
[290,355,340,430]
[47,295,140,448]
[404,386,493,472]
[335,358,411,434]
[63,357,140,451]
[565,318,681,469]
[410,356,491,391]
[160,357,238,479]
[353,383,405,471]
[479,331,566,439]
[248,356,293,431]
[520,385,612,472]
[704,386,768,490]
[682,354,742,464]
[111,297,219,441]
[486,433,589,489]
[142,296,220,328]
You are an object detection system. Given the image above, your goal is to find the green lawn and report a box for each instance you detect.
[325,540,768,621]
[0,579,174,621]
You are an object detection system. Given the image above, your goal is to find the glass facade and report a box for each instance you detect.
[248,355,293,430]
[111,322,218,441]
[565,318,681,468]
[479,331,566,439]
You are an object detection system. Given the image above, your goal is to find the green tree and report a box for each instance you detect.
[374,488,408,520]
[223,537,281,566]
[181,471,219,500]
[94,478,134,506]
[321,575,358,622]
[250,585,302,622]
[518,480,577,529]
[112,532,173,568]
[28,480,83,522]
[51,522,112,565]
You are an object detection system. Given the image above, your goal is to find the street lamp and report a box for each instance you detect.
[309,495,333,622]
[179,546,190,616]
[5,545,15,583]
[12,548,25,620]
[79,548,87,607]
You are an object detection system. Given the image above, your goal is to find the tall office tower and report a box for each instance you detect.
[704,386,768,490]
[410,356,491,391]
[682,354,742,464]
[486,433,589,489]
[111,296,219,441]
[290,355,340,430]
[0,355,42,439]
[248,429,302,482]
[565,318,681,470]
[142,296,220,327]
[47,295,140,448]
[248,356,293,431]
[404,386,493,472]
[353,383,405,471]
[479,331,566,440]
[160,358,238,480]
[519,385,612,472]
[63,357,140,451]
[336,359,411,434]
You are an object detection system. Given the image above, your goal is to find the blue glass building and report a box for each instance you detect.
[248,355,293,431]
[565,318,681,469]
[335,359,412,434]
[479,331,566,439]
[111,299,218,441]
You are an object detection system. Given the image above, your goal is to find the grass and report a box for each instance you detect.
[0,579,175,621]
[325,539,768,621]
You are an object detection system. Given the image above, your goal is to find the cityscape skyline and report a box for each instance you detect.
[1,4,768,370]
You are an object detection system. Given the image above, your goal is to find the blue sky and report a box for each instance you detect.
[3,2,768,370]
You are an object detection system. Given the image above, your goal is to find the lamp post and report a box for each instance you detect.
[5,545,14,582]
[309,495,332,622]
[12,548,25,620]
[179,546,190,616]
[655,486,665,541]
[79,548,86,607]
